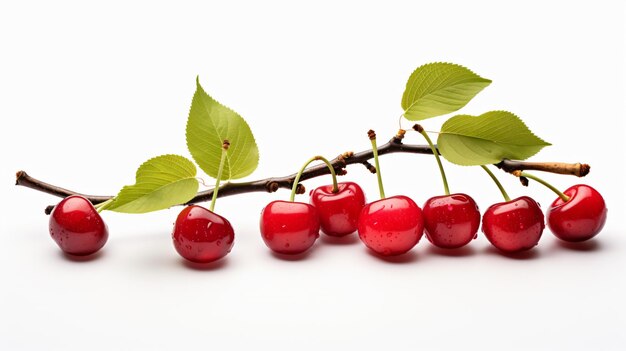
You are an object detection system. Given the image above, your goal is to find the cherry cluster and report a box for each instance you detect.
[30,62,612,264]
[46,133,608,263]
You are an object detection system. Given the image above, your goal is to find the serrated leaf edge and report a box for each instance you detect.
[402,62,492,116]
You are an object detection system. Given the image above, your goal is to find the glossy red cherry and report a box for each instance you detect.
[309,181,366,237]
[423,193,480,249]
[547,184,607,242]
[260,200,320,254]
[357,195,424,256]
[482,196,545,253]
[49,195,108,256]
[172,205,234,263]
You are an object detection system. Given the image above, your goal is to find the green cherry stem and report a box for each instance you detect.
[210,140,230,212]
[413,124,450,195]
[481,165,510,202]
[290,155,338,202]
[368,129,386,199]
[515,171,570,202]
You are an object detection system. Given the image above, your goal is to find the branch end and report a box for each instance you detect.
[15,170,27,185]
[579,163,590,177]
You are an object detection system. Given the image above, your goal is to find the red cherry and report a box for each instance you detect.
[309,181,366,237]
[357,195,424,256]
[260,200,320,254]
[547,184,607,242]
[482,196,545,253]
[172,205,234,263]
[423,193,480,249]
[49,195,108,256]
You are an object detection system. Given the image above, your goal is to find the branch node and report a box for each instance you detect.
[412,124,424,133]
[341,151,354,159]
[295,184,305,195]
[266,181,279,193]
[362,161,376,174]
[519,176,529,187]
[335,154,348,167]
[394,129,406,142]
[367,129,376,140]
[337,169,347,176]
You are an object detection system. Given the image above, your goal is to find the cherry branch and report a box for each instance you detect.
[15,134,590,215]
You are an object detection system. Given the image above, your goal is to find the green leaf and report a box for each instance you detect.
[401,62,491,120]
[108,155,199,213]
[437,111,551,166]
[186,77,259,180]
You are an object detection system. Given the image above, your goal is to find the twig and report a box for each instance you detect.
[15,135,590,215]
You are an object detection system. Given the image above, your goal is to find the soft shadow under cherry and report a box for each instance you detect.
[366,249,419,264]
[555,239,602,252]
[270,245,318,261]
[181,257,230,271]
[484,246,541,260]
[427,245,476,257]
[60,250,105,262]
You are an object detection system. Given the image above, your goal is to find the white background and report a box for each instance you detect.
[1,1,625,350]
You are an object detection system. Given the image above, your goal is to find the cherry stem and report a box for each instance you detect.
[290,155,338,202]
[481,165,510,202]
[369,130,386,199]
[414,124,450,195]
[517,171,570,202]
[210,140,230,212]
